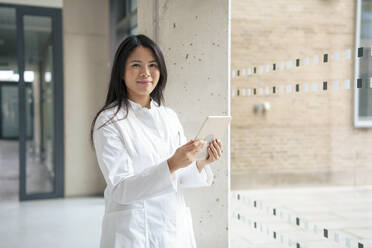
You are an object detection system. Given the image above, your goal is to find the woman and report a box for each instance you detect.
[91,34,222,248]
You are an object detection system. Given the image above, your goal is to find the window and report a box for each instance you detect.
[110,0,138,62]
[355,0,372,127]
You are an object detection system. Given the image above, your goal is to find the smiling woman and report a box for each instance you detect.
[90,34,222,248]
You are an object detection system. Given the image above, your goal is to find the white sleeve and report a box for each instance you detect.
[93,113,177,204]
[170,110,214,188]
[179,161,214,188]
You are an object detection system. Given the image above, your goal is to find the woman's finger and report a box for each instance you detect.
[207,147,215,161]
[184,139,200,150]
[181,141,194,152]
[216,140,223,154]
[210,140,221,157]
[209,144,218,159]
[212,141,222,157]
[206,146,212,157]
[189,140,205,154]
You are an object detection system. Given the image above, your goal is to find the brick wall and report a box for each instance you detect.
[231,0,372,188]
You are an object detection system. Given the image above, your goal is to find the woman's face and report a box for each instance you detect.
[124,46,160,100]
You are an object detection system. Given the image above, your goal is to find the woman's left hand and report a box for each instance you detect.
[197,139,223,171]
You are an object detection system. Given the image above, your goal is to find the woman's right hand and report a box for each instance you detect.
[167,139,206,173]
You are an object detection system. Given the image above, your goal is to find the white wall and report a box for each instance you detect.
[138,0,231,247]
[63,0,109,196]
[0,0,62,8]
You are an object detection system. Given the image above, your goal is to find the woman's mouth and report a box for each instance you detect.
[137,80,152,85]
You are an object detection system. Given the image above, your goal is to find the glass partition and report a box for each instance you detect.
[0,6,18,200]
[355,0,372,126]
[23,15,54,194]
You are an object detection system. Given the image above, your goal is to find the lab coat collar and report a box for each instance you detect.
[127,98,158,112]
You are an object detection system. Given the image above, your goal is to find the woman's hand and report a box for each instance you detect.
[196,139,222,172]
[167,139,206,173]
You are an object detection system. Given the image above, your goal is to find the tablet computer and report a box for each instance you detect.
[194,116,231,160]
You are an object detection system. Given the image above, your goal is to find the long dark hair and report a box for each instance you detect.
[90,34,168,146]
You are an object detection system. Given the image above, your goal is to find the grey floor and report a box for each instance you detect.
[0,197,104,248]
[231,186,372,248]
[0,188,371,248]
[0,141,103,248]
[0,140,53,201]
[0,140,19,200]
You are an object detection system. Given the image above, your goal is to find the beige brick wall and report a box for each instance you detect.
[231,0,372,188]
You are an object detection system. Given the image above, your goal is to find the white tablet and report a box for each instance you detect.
[194,116,231,160]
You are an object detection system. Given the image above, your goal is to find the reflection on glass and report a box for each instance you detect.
[24,15,54,194]
[0,7,19,200]
[358,0,372,118]
[130,26,138,35]
[130,0,137,12]
[1,86,18,137]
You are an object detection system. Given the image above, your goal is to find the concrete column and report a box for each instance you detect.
[63,0,109,196]
[138,0,231,247]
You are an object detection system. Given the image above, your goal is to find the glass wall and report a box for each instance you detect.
[356,0,372,125]
[0,6,18,200]
[230,0,372,247]
[110,0,137,61]
[23,15,54,194]
[0,7,18,138]
[0,4,63,201]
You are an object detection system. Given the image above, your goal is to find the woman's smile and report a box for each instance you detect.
[137,80,152,85]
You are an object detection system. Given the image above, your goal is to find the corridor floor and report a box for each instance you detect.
[1,187,371,247]
[0,197,104,248]
[0,140,53,200]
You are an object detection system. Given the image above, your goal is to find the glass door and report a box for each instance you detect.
[17,6,64,200]
[0,6,19,201]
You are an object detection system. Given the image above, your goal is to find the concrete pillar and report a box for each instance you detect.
[138,0,231,247]
[63,0,109,196]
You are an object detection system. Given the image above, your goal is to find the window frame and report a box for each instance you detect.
[354,0,372,127]
[109,0,138,63]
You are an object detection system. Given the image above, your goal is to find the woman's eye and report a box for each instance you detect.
[132,64,140,67]
[150,64,158,68]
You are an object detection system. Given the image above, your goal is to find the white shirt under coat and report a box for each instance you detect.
[93,98,214,248]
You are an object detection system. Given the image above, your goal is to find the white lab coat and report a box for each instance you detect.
[93,98,214,248]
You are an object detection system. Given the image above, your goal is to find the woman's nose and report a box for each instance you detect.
[141,66,151,77]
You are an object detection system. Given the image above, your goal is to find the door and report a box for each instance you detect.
[16,5,64,200]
